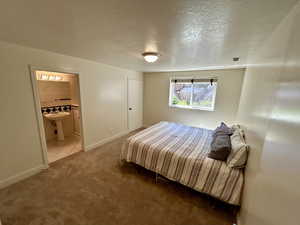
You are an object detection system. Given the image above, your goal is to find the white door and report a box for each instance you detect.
[128,79,143,131]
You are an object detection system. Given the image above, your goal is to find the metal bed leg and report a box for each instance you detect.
[119,156,126,167]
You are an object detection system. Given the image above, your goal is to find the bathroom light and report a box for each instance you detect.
[142,52,159,63]
[49,75,56,81]
[41,74,48,80]
[55,75,62,81]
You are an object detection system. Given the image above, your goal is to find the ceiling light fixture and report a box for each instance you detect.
[142,52,159,63]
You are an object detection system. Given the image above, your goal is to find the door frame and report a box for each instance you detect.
[29,65,86,168]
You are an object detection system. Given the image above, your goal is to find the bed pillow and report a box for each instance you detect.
[227,129,249,168]
[231,124,246,137]
[212,122,233,137]
[231,124,241,131]
[208,134,232,161]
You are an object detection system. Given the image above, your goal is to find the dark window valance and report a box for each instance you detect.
[170,78,217,83]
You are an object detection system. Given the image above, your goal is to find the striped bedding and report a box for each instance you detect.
[121,121,244,205]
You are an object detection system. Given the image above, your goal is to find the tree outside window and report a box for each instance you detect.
[169,79,217,111]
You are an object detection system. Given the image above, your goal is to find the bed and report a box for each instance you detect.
[121,121,244,205]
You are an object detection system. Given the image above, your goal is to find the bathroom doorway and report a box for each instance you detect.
[30,68,85,165]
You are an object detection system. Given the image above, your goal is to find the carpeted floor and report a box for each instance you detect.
[0,130,237,225]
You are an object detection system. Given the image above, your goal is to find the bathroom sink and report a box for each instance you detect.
[44,112,70,121]
[44,112,71,141]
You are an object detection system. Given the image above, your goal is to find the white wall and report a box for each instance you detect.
[237,2,300,225]
[0,41,142,187]
[143,69,245,129]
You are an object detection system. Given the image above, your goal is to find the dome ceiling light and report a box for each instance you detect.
[142,52,159,63]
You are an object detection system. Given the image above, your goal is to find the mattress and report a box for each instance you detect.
[121,121,244,205]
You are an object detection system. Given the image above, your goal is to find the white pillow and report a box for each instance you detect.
[227,128,249,168]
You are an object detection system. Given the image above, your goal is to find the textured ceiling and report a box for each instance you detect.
[0,0,297,71]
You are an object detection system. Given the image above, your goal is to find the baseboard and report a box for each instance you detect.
[0,164,47,189]
[236,212,241,225]
[0,129,138,189]
[85,130,131,151]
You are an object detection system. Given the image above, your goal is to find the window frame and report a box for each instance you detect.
[168,78,217,111]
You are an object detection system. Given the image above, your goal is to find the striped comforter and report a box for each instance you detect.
[121,122,244,205]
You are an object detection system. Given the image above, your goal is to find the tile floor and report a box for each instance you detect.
[47,135,82,163]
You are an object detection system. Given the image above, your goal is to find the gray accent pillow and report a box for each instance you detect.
[208,134,232,161]
[213,122,233,137]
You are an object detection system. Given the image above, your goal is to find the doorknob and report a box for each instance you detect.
[129,108,132,110]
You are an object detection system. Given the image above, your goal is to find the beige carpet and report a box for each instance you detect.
[0,130,237,225]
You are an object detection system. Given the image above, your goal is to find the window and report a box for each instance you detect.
[169,78,217,111]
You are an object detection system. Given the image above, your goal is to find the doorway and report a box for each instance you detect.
[30,68,85,165]
[128,79,143,131]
